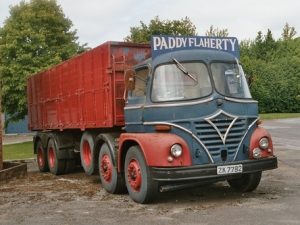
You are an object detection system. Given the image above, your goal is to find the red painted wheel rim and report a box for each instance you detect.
[37,147,44,168]
[100,154,112,182]
[127,159,142,192]
[48,147,55,169]
[83,140,92,167]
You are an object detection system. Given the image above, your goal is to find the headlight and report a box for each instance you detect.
[253,148,261,159]
[170,144,183,158]
[259,137,269,150]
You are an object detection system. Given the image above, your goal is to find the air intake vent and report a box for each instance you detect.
[194,111,248,161]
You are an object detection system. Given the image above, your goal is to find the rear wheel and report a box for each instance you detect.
[124,146,157,204]
[80,132,96,175]
[47,138,66,175]
[36,140,49,172]
[227,171,262,192]
[99,143,125,194]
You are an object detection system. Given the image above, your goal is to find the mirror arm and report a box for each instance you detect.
[124,69,136,102]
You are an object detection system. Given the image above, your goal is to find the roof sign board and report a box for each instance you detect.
[151,35,240,59]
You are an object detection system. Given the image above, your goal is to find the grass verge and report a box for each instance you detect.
[3,141,34,160]
[259,113,300,120]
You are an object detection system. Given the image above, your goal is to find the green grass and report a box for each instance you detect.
[259,113,300,120]
[3,141,35,160]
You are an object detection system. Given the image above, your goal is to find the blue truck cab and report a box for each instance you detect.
[120,35,277,203]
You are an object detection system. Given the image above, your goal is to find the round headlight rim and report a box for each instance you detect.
[253,147,262,159]
[259,137,269,150]
[170,144,183,158]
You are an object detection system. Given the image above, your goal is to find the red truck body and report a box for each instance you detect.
[27,42,150,131]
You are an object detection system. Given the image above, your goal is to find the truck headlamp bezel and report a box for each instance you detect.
[170,144,183,158]
[253,148,262,159]
[259,137,269,150]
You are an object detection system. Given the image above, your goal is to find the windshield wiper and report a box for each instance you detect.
[172,58,198,83]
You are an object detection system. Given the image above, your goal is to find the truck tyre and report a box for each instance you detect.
[80,132,96,175]
[36,140,49,172]
[124,146,157,204]
[47,138,66,175]
[99,143,126,194]
[227,171,262,192]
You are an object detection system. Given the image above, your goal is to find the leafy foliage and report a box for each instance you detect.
[240,26,300,113]
[124,16,197,43]
[0,0,87,122]
[205,25,229,37]
[281,23,297,41]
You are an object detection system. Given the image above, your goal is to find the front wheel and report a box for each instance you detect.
[124,146,157,204]
[227,171,262,192]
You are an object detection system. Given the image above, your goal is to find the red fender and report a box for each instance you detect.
[118,133,192,171]
[249,126,274,159]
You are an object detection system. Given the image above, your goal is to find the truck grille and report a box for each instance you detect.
[194,113,248,161]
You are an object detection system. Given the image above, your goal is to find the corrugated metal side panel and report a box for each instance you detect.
[27,42,150,131]
[28,71,44,130]
[93,45,113,127]
[79,44,113,129]
[27,78,33,129]
[51,43,113,130]
[110,43,151,125]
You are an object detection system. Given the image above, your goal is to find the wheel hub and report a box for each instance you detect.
[37,147,44,167]
[48,147,55,169]
[127,159,142,191]
[100,154,112,182]
[83,141,92,167]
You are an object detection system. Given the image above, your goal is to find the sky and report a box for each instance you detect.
[0,0,299,48]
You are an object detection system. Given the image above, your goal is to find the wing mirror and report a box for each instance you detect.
[124,69,136,101]
[125,69,135,91]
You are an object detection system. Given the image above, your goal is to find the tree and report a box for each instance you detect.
[0,95,2,170]
[281,23,297,40]
[0,0,87,122]
[264,29,276,52]
[240,26,300,113]
[205,25,229,37]
[124,16,197,43]
[251,30,277,60]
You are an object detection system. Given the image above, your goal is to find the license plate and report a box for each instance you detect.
[217,164,243,175]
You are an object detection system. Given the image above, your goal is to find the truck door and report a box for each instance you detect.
[124,66,149,132]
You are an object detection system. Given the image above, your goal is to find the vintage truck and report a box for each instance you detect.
[27,35,277,203]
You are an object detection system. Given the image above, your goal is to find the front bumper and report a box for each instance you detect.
[150,157,277,182]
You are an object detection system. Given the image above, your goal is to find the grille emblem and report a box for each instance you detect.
[204,110,238,144]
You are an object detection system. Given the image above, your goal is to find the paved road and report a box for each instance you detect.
[263,118,300,168]
[3,134,34,145]
[0,118,299,225]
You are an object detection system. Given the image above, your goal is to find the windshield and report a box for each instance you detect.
[211,62,252,99]
[151,62,212,102]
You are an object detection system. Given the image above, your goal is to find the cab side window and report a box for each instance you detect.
[131,67,149,97]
